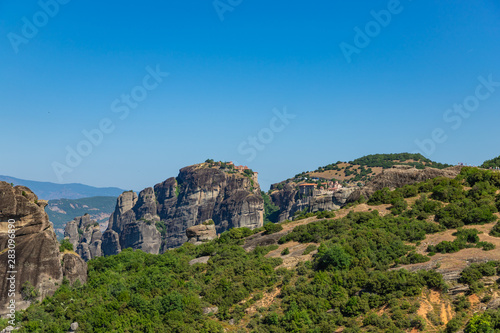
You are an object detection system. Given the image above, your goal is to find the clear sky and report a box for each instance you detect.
[1,0,499,191]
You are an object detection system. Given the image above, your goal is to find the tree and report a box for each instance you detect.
[59,239,74,252]
[316,245,351,271]
[465,313,492,333]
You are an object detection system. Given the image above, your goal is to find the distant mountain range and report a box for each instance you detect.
[0,175,126,200]
[46,196,117,238]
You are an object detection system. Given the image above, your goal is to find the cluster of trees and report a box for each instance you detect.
[426,228,495,254]
[350,153,451,170]
[14,227,284,332]
[368,171,499,232]
[481,154,500,169]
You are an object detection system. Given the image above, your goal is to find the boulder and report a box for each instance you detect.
[186,223,217,245]
[189,256,211,265]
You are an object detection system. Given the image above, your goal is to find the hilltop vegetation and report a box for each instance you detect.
[481,155,500,169]
[349,153,451,170]
[10,166,500,332]
[280,153,451,186]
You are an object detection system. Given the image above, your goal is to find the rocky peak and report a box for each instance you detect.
[64,214,103,262]
[100,162,264,255]
[0,182,86,315]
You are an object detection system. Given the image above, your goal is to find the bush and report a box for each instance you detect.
[302,245,317,255]
[316,245,351,271]
[59,239,74,252]
[21,281,39,301]
[465,313,492,333]
[264,222,283,234]
[281,248,290,255]
[489,222,500,237]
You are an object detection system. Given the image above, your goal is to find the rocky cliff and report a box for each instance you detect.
[64,214,102,261]
[0,182,87,316]
[101,163,264,254]
[347,165,463,202]
[270,184,356,221]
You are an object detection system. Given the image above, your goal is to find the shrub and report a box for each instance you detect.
[21,281,39,301]
[316,245,351,271]
[302,245,317,255]
[59,239,74,252]
[281,248,290,255]
[264,222,283,235]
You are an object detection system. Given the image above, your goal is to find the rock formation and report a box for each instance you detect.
[348,165,462,202]
[186,222,217,245]
[270,184,356,221]
[64,214,102,261]
[0,182,87,315]
[101,163,264,255]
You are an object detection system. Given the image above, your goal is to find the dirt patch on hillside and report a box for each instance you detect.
[308,164,384,182]
[245,287,282,315]
[417,289,454,329]
[265,241,318,269]
[399,222,500,281]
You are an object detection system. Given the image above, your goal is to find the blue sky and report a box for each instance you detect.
[1,0,500,191]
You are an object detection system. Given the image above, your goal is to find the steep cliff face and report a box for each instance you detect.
[270,184,356,221]
[64,214,102,261]
[0,182,86,315]
[102,163,264,254]
[348,165,463,202]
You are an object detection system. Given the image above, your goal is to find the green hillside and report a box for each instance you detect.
[11,167,500,332]
[349,153,451,170]
[279,153,452,186]
[482,155,500,169]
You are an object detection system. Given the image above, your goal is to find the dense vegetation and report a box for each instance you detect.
[481,154,500,169]
[287,153,452,186]
[350,153,451,170]
[10,166,500,332]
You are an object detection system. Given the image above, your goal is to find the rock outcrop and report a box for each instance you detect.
[270,184,356,221]
[64,214,102,261]
[186,222,217,245]
[0,182,87,315]
[348,165,462,202]
[101,163,264,254]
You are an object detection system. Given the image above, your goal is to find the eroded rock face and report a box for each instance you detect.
[270,184,356,221]
[0,182,87,315]
[348,166,463,202]
[186,223,217,245]
[64,214,102,261]
[62,253,87,285]
[101,163,264,254]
